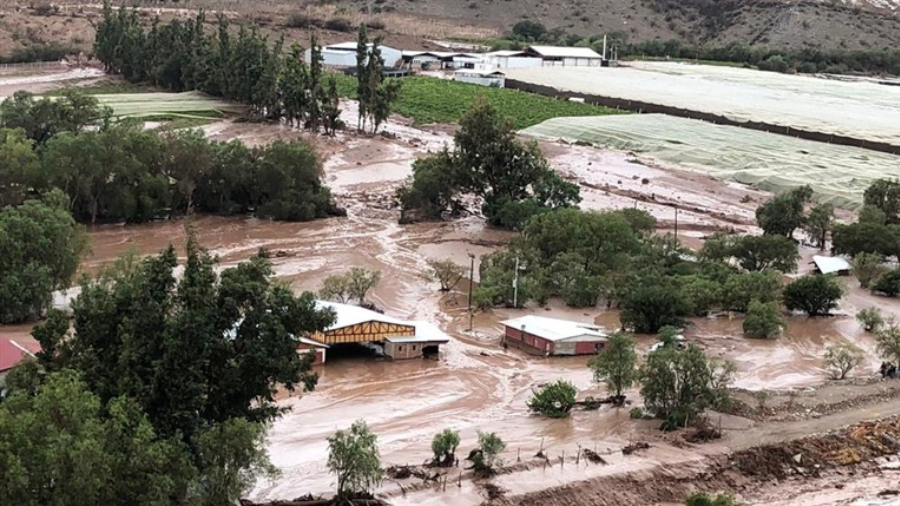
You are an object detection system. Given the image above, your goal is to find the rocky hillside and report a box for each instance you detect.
[335,0,900,51]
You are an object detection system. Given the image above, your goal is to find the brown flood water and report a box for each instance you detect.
[3,84,900,504]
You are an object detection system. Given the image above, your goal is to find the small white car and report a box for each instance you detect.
[649,335,686,353]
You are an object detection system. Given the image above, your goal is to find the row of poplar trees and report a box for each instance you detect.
[94,1,402,135]
[94,1,343,133]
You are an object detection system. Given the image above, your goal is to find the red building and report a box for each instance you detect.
[501,315,607,356]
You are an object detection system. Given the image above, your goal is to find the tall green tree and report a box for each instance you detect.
[783,275,844,316]
[0,370,188,506]
[755,185,812,238]
[327,420,383,499]
[864,179,900,225]
[0,191,87,323]
[803,203,834,249]
[588,332,637,398]
[640,345,734,429]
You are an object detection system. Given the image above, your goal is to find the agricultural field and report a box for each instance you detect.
[522,113,900,210]
[334,74,620,129]
[505,61,900,148]
[92,91,244,119]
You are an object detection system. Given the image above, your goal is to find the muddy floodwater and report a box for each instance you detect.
[38,119,894,505]
[3,70,900,505]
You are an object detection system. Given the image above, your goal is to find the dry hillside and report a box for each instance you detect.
[1,0,898,59]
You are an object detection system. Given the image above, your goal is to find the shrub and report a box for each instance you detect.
[470,431,506,473]
[364,19,386,30]
[526,380,577,418]
[431,429,460,467]
[782,275,844,316]
[873,269,900,297]
[285,13,321,28]
[823,344,863,380]
[852,252,887,289]
[327,420,383,498]
[857,307,885,332]
[743,300,783,338]
[685,492,746,506]
[325,17,355,32]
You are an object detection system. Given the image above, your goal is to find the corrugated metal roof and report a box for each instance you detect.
[386,322,450,343]
[298,336,329,348]
[487,50,529,57]
[528,45,602,59]
[0,338,40,372]
[812,255,851,274]
[500,315,606,342]
[316,301,411,330]
[455,69,505,76]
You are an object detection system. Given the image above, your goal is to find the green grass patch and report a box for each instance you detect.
[45,80,162,96]
[333,74,623,129]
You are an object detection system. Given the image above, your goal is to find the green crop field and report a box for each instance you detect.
[92,92,245,119]
[333,74,622,129]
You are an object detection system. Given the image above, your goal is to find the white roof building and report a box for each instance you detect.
[525,45,603,67]
[500,315,606,342]
[811,255,851,275]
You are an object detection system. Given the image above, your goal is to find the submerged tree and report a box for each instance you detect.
[755,185,812,238]
[422,258,465,292]
[823,344,863,380]
[526,379,577,418]
[327,420,383,499]
[640,345,734,430]
[470,431,506,474]
[431,428,461,467]
[588,332,637,399]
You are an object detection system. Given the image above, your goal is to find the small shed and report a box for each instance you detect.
[297,336,329,365]
[811,255,851,276]
[384,322,450,360]
[500,315,607,356]
[454,68,505,87]
[525,46,603,67]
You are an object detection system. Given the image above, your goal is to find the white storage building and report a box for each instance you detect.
[525,45,603,67]
[305,42,403,68]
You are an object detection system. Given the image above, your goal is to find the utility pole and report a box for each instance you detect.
[673,204,679,238]
[467,252,475,331]
[513,257,521,308]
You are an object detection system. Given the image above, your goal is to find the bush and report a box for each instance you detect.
[824,344,863,380]
[743,300,783,338]
[873,268,900,297]
[325,17,355,32]
[285,13,321,28]
[526,380,577,418]
[3,41,78,64]
[470,431,506,473]
[327,420,383,498]
[857,307,885,332]
[722,270,782,312]
[431,429,460,467]
[853,252,887,289]
[783,275,844,316]
[364,19,386,30]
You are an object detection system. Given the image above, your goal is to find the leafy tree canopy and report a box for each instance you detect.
[0,190,87,323]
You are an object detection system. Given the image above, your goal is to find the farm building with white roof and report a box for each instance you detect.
[302,301,450,362]
[524,46,603,67]
[500,315,608,356]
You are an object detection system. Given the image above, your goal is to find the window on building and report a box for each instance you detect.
[413,345,417,351]
[399,346,403,352]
